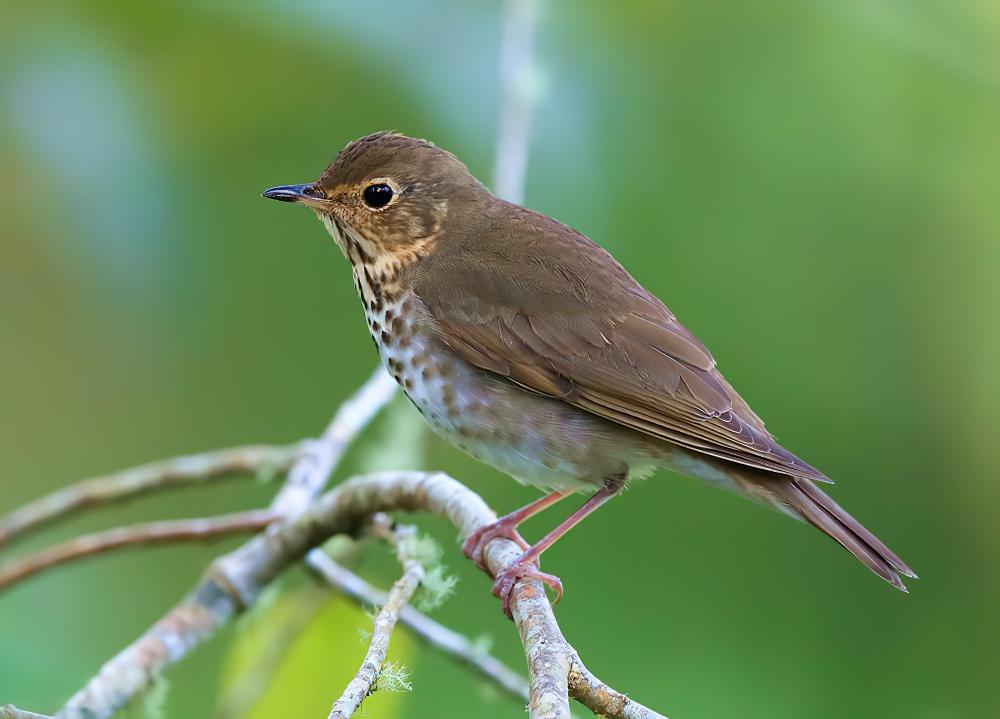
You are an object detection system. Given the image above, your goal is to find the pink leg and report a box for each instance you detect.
[461,489,573,571]
[493,476,624,618]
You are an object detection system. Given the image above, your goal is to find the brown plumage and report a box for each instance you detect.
[263,131,916,612]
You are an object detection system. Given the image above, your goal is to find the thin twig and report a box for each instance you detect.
[0,511,277,591]
[0,444,299,549]
[327,515,422,718]
[306,550,530,704]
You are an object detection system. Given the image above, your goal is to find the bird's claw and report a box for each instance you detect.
[461,519,531,571]
[491,559,564,619]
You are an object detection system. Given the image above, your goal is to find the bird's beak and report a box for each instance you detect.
[261,183,329,209]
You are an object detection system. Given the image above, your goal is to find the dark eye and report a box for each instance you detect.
[362,183,394,209]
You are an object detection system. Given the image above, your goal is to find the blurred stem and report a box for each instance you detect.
[494,0,541,205]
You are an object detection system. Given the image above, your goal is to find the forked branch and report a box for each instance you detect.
[48,471,663,719]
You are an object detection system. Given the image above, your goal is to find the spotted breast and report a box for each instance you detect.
[358,279,663,493]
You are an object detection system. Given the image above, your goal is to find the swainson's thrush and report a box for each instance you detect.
[264,132,915,614]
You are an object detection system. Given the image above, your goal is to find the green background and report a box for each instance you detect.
[1,1,998,717]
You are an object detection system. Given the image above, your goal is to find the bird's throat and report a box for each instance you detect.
[318,211,437,313]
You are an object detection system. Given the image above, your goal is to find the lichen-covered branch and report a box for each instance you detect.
[326,515,422,718]
[0,444,299,549]
[0,511,277,591]
[48,471,665,719]
[306,550,530,704]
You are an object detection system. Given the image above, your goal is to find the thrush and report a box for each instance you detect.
[264,132,915,615]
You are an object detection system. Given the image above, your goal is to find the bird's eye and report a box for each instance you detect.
[362,183,394,209]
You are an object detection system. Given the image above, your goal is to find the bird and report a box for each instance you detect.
[263,131,915,616]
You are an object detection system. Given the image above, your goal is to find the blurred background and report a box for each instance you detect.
[2,1,998,717]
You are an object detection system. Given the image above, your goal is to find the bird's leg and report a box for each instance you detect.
[462,489,574,571]
[492,475,625,618]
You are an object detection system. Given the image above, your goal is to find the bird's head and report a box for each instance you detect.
[263,132,484,273]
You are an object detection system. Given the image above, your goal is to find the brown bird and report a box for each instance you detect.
[264,132,915,615]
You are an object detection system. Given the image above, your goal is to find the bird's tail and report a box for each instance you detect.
[724,467,917,591]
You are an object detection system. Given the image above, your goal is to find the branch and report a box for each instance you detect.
[0,366,394,552]
[1,707,51,719]
[269,366,397,518]
[327,515,421,718]
[0,444,299,549]
[51,471,664,719]
[51,366,396,719]
[0,511,277,591]
[494,0,541,205]
[306,550,529,704]
[567,656,666,719]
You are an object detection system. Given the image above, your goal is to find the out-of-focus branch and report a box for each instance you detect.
[1,706,51,719]
[306,550,530,704]
[0,511,277,591]
[327,515,421,718]
[494,0,541,205]
[50,471,663,719]
[0,444,300,549]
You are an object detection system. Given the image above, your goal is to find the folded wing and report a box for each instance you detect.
[412,206,828,482]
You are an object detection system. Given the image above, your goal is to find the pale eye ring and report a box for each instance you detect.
[362,182,394,209]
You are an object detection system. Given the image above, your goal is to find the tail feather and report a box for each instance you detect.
[775,477,916,591]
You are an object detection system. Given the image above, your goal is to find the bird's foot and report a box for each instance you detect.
[491,558,564,619]
[461,518,531,571]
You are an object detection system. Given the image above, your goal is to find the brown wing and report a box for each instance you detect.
[411,204,828,482]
